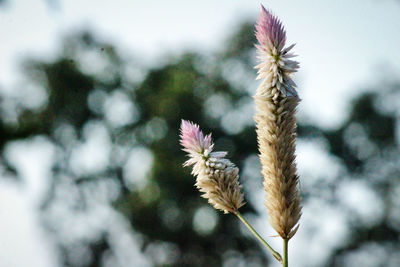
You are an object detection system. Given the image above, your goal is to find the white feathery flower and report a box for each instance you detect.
[179,120,245,214]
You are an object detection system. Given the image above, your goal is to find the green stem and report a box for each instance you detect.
[283,238,288,267]
[234,211,282,263]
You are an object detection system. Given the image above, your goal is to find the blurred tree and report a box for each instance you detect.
[0,24,268,267]
[0,21,399,267]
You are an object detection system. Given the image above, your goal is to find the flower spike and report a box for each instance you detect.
[179,120,245,214]
[253,5,302,240]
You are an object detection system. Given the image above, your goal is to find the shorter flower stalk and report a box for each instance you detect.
[180,120,245,214]
[180,120,282,263]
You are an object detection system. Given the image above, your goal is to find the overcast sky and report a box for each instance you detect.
[0,0,399,266]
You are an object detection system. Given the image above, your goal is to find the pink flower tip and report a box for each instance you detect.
[180,120,213,155]
[256,5,287,50]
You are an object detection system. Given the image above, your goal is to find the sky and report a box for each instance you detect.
[1,0,400,127]
[0,0,400,266]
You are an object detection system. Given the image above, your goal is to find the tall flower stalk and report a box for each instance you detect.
[254,5,302,266]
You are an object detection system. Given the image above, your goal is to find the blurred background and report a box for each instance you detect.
[1,0,400,266]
